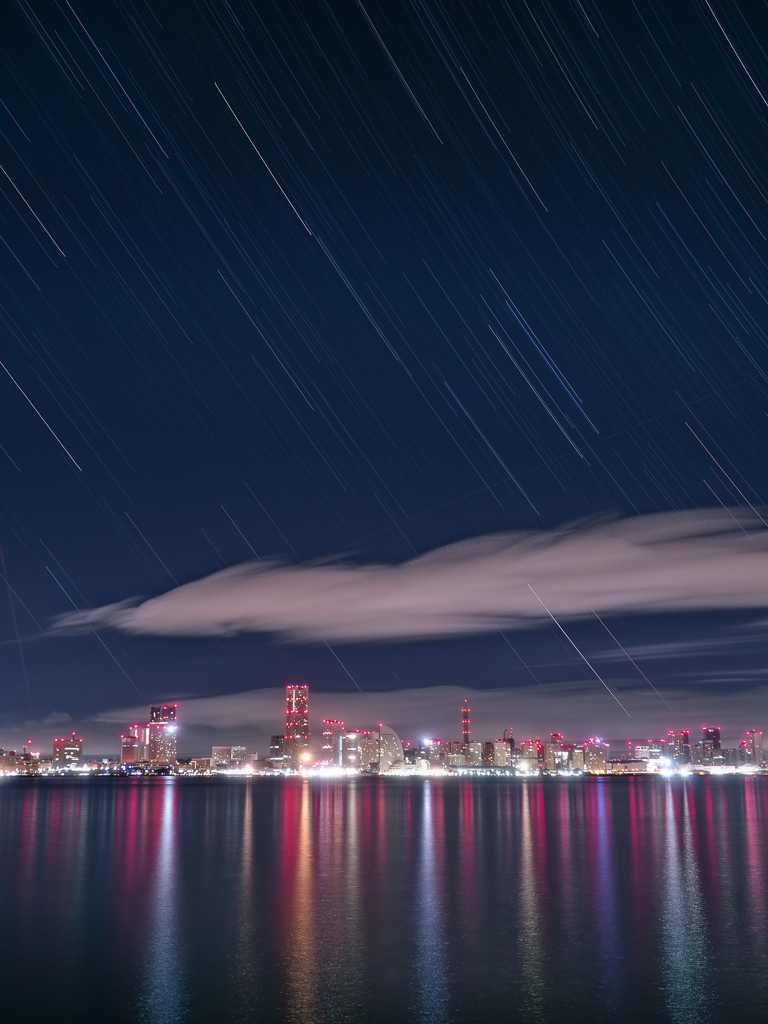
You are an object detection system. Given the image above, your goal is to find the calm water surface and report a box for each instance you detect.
[1,776,767,1024]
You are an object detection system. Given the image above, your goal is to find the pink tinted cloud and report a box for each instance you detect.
[52,508,768,643]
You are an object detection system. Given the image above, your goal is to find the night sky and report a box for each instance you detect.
[3,0,768,755]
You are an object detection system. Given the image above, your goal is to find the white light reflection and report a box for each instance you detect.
[139,780,186,1024]
[414,782,450,1023]
[518,786,546,1024]
[660,783,711,1024]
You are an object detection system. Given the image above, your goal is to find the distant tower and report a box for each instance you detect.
[147,704,178,763]
[285,684,310,763]
[462,699,470,747]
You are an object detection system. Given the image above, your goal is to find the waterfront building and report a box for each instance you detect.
[285,684,310,764]
[493,740,511,767]
[585,739,609,774]
[570,745,585,770]
[744,729,763,766]
[519,739,542,768]
[148,704,178,763]
[445,753,466,767]
[211,746,232,770]
[270,735,285,766]
[321,719,345,766]
[210,745,248,770]
[464,741,483,766]
[120,726,145,764]
[667,730,691,765]
[699,726,722,765]
[53,732,83,768]
[482,741,495,765]
[378,725,405,770]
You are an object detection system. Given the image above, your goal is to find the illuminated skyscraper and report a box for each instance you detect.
[667,730,691,765]
[285,684,310,763]
[744,729,763,766]
[53,732,83,767]
[701,726,721,765]
[377,724,404,770]
[321,719,345,766]
[148,704,178,763]
[120,726,145,764]
[585,739,609,773]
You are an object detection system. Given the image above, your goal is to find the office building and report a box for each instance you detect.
[493,740,511,767]
[743,729,763,766]
[667,731,691,765]
[378,725,405,770]
[585,739,609,773]
[147,704,178,763]
[211,746,233,770]
[321,720,345,766]
[270,735,286,766]
[285,684,310,763]
[53,732,83,767]
[120,726,145,764]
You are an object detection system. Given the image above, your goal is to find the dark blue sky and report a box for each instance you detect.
[2,0,768,751]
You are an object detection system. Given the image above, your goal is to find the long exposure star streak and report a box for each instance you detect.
[0,0,767,753]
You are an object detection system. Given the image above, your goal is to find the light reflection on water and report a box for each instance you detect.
[660,783,711,1024]
[414,781,450,1023]
[1,777,768,1023]
[139,778,186,1024]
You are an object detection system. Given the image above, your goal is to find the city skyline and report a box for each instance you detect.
[4,683,764,766]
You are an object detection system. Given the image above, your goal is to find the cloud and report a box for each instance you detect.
[50,508,768,643]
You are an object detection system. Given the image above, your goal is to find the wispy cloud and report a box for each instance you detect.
[50,508,768,643]
[592,634,754,663]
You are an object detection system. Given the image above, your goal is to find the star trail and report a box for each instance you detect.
[2,0,768,749]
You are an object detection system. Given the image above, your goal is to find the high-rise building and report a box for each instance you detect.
[519,739,542,768]
[378,725,404,770]
[285,684,310,763]
[53,732,83,768]
[743,729,763,766]
[147,704,178,763]
[270,735,285,766]
[120,726,145,764]
[211,746,233,769]
[667,730,691,765]
[585,739,609,773]
[703,726,721,750]
[493,740,511,767]
[321,719,345,766]
[464,741,483,766]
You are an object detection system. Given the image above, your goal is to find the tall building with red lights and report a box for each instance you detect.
[53,732,83,768]
[461,699,470,747]
[285,684,310,763]
[148,704,178,763]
